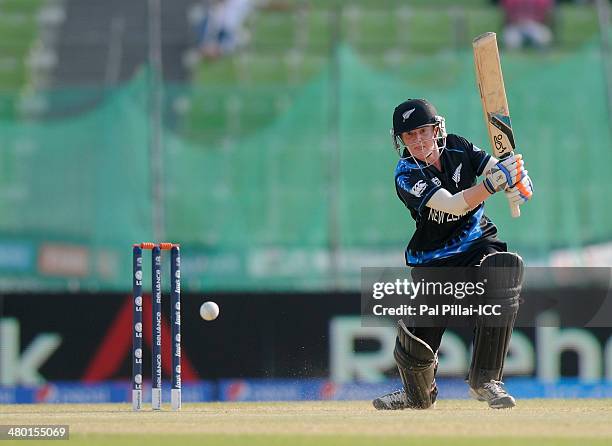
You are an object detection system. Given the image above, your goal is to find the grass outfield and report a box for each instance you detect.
[0,400,611,445]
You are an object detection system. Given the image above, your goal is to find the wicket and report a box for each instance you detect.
[132,242,181,411]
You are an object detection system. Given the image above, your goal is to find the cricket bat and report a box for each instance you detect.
[473,32,521,218]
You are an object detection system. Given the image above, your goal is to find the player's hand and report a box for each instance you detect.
[483,154,525,193]
[505,174,533,206]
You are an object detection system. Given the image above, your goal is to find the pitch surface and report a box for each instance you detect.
[1,400,610,445]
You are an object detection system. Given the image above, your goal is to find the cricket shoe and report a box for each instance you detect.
[372,384,438,410]
[469,380,516,409]
[372,389,408,410]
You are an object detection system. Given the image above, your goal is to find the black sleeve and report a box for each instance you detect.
[396,172,441,214]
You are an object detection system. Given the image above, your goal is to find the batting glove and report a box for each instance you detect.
[483,154,525,194]
[505,174,533,206]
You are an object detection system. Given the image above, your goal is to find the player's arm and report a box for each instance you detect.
[426,183,491,216]
[426,154,528,215]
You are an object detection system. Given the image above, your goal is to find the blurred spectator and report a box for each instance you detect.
[500,0,555,49]
[196,0,255,60]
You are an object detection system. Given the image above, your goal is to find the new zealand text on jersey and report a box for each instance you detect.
[427,207,468,224]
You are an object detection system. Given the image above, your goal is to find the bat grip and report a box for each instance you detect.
[509,200,521,218]
[500,151,521,218]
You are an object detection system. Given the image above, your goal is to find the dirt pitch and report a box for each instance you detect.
[1,400,611,445]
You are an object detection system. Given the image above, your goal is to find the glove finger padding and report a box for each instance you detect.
[514,174,533,200]
[506,175,533,204]
[484,159,525,193]
[497,153,523,171]
[495,159,524,187]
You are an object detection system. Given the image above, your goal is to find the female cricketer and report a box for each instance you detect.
[373,98,533,410]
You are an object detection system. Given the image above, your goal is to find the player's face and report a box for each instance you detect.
[401,125,440,163]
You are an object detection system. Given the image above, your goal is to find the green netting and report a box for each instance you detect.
[0,42,610,292]
[0,76,151,242]
[335,44,612,259]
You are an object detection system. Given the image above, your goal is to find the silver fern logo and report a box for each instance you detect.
[402,108,415,121]
[452,163,462,187]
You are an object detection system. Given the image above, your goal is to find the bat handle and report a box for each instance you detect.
[500,151,521,218]
[509,200,521,218]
